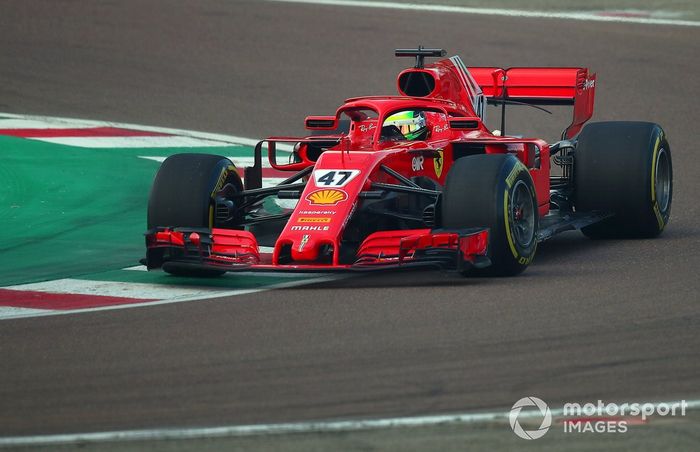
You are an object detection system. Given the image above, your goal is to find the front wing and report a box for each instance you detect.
[143,227,491,273]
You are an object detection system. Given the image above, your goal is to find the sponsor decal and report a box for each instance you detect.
[433,124,449,133]
[583,79,595,90]
[297,210,336,215]
[411,155,424,171]
[297,217,331,223]
[298,234,310,252]
[313,169,360,187]
[212,164,237,195]
[505,162,527,188]
[341,202,356,229]
[359,123,376,133]
[306,189,348,206]
[434,150,444,178]
[291,225,330,231]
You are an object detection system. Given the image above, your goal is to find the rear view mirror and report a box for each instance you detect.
[449,117,481,130]
[305,116,338,130]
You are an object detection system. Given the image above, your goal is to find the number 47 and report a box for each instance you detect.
[317,171,353,186]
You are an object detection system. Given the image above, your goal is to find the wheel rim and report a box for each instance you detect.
[655,148,671,213]
[510,180,536,248]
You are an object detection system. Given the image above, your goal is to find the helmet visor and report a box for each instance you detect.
[383,110,427,140]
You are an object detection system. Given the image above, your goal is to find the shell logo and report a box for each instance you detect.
[306,189,348,206]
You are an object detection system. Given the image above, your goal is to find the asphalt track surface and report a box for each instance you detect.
[1,0,699,439]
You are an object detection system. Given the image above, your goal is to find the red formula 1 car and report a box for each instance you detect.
[143,47,672,276]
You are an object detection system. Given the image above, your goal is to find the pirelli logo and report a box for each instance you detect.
[506,162,526,188]
[297,217,331,223]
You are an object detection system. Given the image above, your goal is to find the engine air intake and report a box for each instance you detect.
[398,70,436,97]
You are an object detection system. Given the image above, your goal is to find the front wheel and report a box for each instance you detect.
[442,154,538,276]
[147,153,243,276]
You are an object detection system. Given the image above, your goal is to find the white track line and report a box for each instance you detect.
[6,279,225,300]
[266,0,700,27]
[0,118,96,129]
[0,112,294,151]
[37,136,227,148]
[0,276,339,321]
[1,399,697,446]
[0,306,48,318]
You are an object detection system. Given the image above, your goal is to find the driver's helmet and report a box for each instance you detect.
[383,110,427,141]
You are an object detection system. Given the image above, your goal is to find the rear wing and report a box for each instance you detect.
[467,67,596,139]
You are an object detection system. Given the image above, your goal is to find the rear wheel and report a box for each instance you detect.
[574,122,672,238]
[148,153,243,276]
[442,154,538,276]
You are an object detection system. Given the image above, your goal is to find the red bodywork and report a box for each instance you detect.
[146,53,595,273]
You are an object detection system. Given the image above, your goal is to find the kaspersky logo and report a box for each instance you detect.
[509,397,552,440]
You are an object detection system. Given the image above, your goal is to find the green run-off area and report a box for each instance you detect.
[0,136,252,286]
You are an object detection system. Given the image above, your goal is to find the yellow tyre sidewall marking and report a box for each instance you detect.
[650,135,665,230]
[503,189,519,260]
[505,163,522,189]
[504,162,526,260]
[209,163,238,228]
[504,162,537,265]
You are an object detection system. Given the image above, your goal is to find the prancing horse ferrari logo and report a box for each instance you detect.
[434,150,444,178]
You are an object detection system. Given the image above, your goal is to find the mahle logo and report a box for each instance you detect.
[509,397,552,440]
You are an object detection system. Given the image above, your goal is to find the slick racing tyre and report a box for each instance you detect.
[574,122,672,238]
[147,153,243,276]
[442,154,538,276]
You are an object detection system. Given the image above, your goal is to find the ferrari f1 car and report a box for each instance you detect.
[144,47,672,276]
